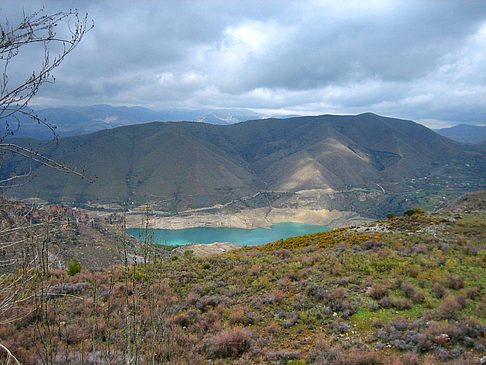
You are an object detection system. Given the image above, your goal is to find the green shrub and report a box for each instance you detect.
[404,207,425,216]
[67,258,81,276]
[183,250,194,258]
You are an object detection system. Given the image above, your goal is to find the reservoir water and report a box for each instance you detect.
[127,222,330,246]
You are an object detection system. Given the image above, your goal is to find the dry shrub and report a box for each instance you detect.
[274,248,292,258]
[59,323,84,345]
[441,322,462,341]
[277,277,291,289]
[379,296,392,308]
[432,283,446,299]
[266,350,299,362]
[332,320,351,333]
[369,283,389,300]
[372,319,384,328]
[401,352,419,365]
[54,350,123,364]
[456,293,467,309]
[464,287,480,300]
[392,298,412,310]
[229,309,246,325]
[262,289,286,304]
[248,264,261,275]
[411,290,425,304]
[196,295,222,310]
[282,313,299,328]
[447,275,464,290]
[152,325,193,362]
[416,333,434,352]
[312,343,345,364]
[368,300,379,312]
[272,289,286,302]
[173,313,190,327]
[401,282,416,298]
[300,254,318,265]
[459,317,486,338]
[185,291,200,306]
[203,309,222,324]
[363,240,383,250]
[300,267,313,279]
[326,255,343,276]
[332,286,347,301]
[347,349,382,364]
[46,282,88,299]
[206,327,253,358]
[266,321,279,335]
[439,295,460,319]
[287,269,298,280]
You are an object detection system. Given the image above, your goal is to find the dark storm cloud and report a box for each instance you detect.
[1,0,486,126]
[236,2,482,89]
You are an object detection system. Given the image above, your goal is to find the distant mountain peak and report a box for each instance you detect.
[7,105,270,139]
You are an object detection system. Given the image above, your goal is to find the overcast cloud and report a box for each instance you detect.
[1,0,486,127]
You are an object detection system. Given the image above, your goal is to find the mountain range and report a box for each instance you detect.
[7,105,269,139]
[435,124,486,144]
[2,113,485,213]
[14,104,486,144]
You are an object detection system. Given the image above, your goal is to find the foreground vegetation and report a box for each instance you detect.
[1,192,486,364]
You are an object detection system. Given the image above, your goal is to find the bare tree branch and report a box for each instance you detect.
[0,343,21,365]
[0,9,93,129]
[0,143,93,181]
[0,8,94,186]
[0,10,93,357]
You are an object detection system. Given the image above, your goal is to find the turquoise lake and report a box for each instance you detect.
[127,222,330,246]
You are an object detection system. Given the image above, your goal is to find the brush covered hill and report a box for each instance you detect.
[1,191,485,364]
[2,113,485,212]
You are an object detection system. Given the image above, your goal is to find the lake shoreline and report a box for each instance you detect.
[125,207,372,230]
[127,222,333,246]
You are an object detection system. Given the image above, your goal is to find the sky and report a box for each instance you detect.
[1,0,486,128]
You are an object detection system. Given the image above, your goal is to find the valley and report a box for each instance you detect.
[2,3,486,363]
[1,113,485,364]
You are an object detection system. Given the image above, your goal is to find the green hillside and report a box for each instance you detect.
[2,113,485,212]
